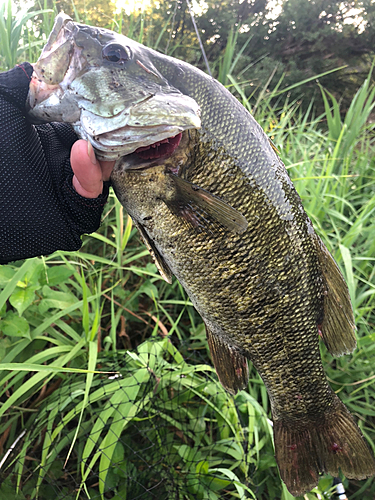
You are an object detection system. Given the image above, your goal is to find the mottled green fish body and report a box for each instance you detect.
[113,54,375,497]
[28,14,375,496]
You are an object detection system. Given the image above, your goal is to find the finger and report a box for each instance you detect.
[70,140,104,198]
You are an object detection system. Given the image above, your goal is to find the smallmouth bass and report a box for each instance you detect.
[27,14,375,496]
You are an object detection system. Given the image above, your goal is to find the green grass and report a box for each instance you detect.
[1,4,375,500]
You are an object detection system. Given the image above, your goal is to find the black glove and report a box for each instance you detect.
[0,63,109,264]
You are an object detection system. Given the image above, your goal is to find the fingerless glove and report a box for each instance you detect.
[0,63,109,263]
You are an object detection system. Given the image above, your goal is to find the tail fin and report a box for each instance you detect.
[274,397,375,496]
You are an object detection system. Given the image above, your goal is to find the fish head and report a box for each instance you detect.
[28,14,201,160]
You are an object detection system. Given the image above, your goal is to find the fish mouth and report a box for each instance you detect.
[134,133,182,159]
[116,130,192,174]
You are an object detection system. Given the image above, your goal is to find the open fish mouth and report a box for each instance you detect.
[77,92,201,161]
[134,132,182,159]
[117,130,188,173]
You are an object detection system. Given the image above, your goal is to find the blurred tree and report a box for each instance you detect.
[252,0,375,109]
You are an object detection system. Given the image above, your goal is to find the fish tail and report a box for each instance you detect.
[274,397,375,496]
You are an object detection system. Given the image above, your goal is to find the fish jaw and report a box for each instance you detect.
[27,13,201,160]
[76,91,200,161]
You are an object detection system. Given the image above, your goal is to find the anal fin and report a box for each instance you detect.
[206,325,249,395]
[315,238,356,356]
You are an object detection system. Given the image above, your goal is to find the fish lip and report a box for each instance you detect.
[27,73,61,113]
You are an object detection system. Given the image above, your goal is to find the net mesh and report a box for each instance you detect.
[0,332,275,500]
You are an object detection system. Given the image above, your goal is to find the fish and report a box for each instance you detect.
[27,14,375,496]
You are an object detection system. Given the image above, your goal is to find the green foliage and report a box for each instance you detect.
[0,242,276,498]
[0,0,53,70]
[3,0,375,113]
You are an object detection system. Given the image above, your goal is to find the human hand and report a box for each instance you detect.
[30,64,115,199]
[71,140,115,198]
[0,62,114,263]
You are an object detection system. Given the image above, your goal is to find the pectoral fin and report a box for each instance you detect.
[134,221,173,284]
[315,238,356,356]
[206,325,249,395]
[166,175,248,234]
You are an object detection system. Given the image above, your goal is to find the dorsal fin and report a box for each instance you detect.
[315,237,356,356]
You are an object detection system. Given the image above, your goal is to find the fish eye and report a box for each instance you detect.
[102,43,131,63]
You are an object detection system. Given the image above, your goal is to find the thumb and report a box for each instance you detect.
[70,140,104,198]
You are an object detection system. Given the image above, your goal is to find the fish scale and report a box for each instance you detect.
[27,14,375,496]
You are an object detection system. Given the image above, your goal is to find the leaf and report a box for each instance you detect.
[0,259,35,313]
[40,266,73,286]
[0,477,27,499]
[196,460,209,475]
[64,341,98,468]
[112,442,125,464]
[339,244,355,303]
[0,313,30,339]
[138,280,159,300]
[0,336,11,362]
[281,482,297,500]
[22,258,44,286]
[38,286,78,314]
[0,266,16,287]
[208,468,256,499]
[0,363,113,374]
[9,286,37,316]
[0,301,6,317]
[177,444,200,464]
[201,475,231,492]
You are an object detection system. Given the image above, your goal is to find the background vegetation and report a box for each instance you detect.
[0,0,375,499]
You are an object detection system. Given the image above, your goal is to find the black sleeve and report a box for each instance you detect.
[0,63,109,264]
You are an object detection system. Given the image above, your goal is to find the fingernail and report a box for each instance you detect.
[87,141,97,165]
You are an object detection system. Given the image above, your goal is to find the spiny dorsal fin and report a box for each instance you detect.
[134,220,173,284]
[315,237,356,356]
[205,324,249,395]
[167,175,248,234]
